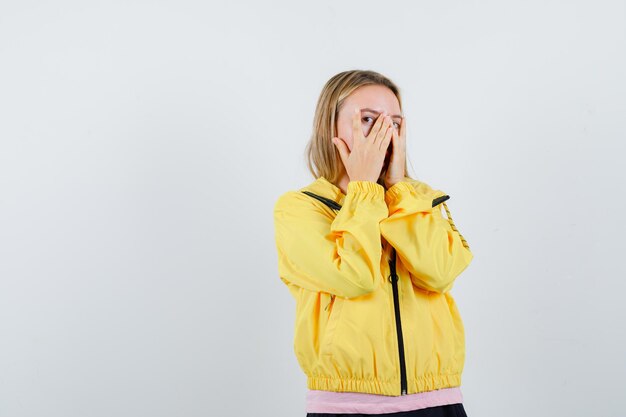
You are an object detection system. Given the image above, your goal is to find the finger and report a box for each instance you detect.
[383,125,395,151]
[367,112,387,143]
[352,108,363,142]
[375,117,393,147]
[399,116,406,140]
[380,124,394,151]
[392,120,401,143]
[332,137,350,167]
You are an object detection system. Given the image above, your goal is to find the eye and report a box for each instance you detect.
[362,116,374,124]
[393,121,400,129]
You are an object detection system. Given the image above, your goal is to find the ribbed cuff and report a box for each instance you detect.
[347,180,385,196]
[384,181,415,205]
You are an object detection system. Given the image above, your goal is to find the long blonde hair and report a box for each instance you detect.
[304,69,413,187]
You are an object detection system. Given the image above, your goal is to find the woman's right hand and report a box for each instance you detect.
[332,108,394,183]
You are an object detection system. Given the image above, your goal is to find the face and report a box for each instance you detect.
[335,84,403,171]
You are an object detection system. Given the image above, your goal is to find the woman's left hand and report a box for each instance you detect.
[384,115,407,190]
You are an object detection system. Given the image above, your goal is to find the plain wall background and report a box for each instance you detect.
[1,1,625,416]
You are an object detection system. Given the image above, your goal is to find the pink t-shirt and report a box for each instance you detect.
[306,387,463,414]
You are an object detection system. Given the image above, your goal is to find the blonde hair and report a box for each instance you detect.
[304,69,413,187]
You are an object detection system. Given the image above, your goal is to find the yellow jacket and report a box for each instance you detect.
[273,176,474,396]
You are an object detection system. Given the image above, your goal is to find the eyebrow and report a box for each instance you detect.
[360,108,403,119]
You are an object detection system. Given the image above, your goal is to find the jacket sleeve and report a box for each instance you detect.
[379,180,474,293]
[273,180,388,299]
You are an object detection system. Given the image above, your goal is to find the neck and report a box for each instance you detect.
[336,173,350,195]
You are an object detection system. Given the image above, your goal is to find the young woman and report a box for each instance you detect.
[273,70,474,416]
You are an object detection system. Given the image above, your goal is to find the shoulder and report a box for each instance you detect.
[274,185,326,216]
[274,190,306,212]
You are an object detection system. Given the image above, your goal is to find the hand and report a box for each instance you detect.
[384,114,406,189]
[332,108,394,183]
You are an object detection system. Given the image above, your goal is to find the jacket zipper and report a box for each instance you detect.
[299,190,408,395]
[388,246,407,395]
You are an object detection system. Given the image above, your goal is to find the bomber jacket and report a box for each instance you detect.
[272,175,474,397]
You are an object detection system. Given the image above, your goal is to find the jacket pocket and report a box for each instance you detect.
[320,295,345,356]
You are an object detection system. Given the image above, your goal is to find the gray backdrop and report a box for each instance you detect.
[1,1,625,416]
